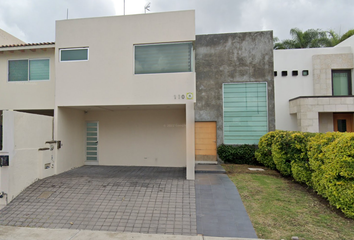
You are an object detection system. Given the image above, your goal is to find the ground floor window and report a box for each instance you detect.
[223,82,268,144]
[332,70,352,96]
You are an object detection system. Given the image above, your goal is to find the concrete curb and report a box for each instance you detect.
[0,226,263,240]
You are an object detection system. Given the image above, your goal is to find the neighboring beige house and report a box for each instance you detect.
[274,36,354,133]
[0,29,25,46]
[54,11,196,179]
[0,10,276,206]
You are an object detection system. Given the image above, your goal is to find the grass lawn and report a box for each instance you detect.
[224,164,354,240]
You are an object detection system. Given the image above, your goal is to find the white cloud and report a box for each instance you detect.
[0,0,353,43]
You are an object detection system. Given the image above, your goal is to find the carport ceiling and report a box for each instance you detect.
[63,104,186,112]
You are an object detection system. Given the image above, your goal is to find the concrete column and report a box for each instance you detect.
[185,102,195,180]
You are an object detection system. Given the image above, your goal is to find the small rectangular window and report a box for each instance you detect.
[274,71,277,77]
[60,48,89,62]
[9,59,49,82]
[292,70,298,76]
[281,71,287,77]
[302,70,309,76]
[135,42,193,74]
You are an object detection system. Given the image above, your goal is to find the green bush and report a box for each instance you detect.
[314,133,354,218]
[255,131,278,169]
[271,131,314,182]
[271,131,293,176]
[308,132,342,193]
[255,130,354,218]
[289,132,316,185]
[217,144,257,164]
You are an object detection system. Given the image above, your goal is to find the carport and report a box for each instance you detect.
[54,103,195,179]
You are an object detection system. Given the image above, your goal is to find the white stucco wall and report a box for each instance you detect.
[0,111,53,207]
[55,107,85,174]
[274,46,352,130]
[0,48,55,110]
[55,10,196,107]
[83,108,186,167]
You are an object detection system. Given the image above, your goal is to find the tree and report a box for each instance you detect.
[339,29,354,43]
[274,28,354,49]
[274,28,329,49]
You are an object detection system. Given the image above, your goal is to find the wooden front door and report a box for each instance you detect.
[333,113,353,132]
[195,122,217,161]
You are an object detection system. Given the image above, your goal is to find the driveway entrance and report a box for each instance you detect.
[0,166,197,235]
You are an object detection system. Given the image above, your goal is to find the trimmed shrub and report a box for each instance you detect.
[217,144,257,164]
[308,132,342,193]
[315,133,354,218]
[255,130,354,218]
[272,131,315,181]
[271,131,293,176]
[289,132,316,185]
[255,131,278,169]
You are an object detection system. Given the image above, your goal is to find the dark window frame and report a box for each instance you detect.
[332,69,352,96]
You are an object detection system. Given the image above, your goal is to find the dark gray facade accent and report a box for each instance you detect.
[195,31,275,147]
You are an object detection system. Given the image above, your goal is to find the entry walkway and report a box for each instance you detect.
[195,165,258,238]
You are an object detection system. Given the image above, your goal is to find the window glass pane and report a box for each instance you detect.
[87,122,97,127]
[29,59,49,80]
[87,132,97,137]
[333,72,349,95]
[337,120,347,132]
[135,42,192,74]
[87,156,97,161]
[61,49,88,61]
[223,83,268,144]
[9,60,28,81]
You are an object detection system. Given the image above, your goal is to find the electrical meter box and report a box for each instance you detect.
[0,155,9,167]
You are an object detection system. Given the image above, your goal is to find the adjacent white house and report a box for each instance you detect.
[274,36,354,133]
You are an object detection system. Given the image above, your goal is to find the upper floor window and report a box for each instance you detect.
[135,42,193,74]
[60,48,89,62]
[332,70,352,96]
[8,59,49,82]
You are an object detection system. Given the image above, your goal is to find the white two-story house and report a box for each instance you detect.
[274,37,354,133]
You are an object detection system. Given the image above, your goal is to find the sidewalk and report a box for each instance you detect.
[0,226,261,240]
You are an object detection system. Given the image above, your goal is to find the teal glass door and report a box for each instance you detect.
[86,122,98,162]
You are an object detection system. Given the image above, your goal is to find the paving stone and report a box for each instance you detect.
[0,166,197,236]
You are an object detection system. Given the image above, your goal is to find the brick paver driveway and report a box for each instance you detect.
[0,166,197,235]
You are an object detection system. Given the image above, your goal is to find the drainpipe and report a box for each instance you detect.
[0,191,8,205]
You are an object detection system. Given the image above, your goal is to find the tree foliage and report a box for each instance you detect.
[274,28,354,49]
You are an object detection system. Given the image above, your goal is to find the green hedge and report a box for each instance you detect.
[316,133,354,218]
[255,131,278,169]
[255,130,354,219]
[217,144,258,165]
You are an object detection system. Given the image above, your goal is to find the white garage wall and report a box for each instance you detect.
[55,107,85,174]
[84,108,186,167]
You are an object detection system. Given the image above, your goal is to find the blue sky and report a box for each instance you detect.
[0,0,352,43]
